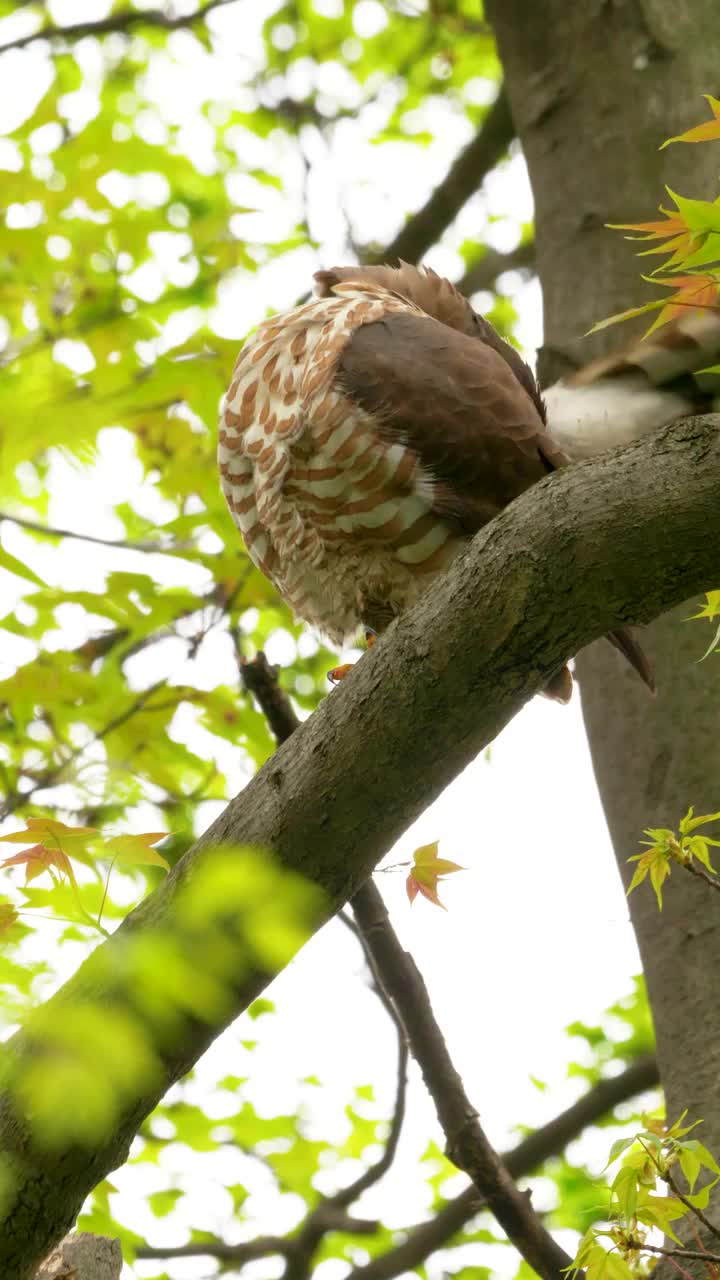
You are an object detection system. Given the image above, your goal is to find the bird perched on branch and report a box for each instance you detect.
[218,262,719,699]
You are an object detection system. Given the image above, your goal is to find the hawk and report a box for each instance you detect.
[218,263,720,700]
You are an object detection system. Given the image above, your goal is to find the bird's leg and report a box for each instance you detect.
[327,630,377,684]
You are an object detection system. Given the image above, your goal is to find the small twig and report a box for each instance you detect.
[628,1240,720,1266]
[97,858,117,933]
[684,859,720,896]
[71,575,246,672]
[0,509,192,557]
[637,1137,720,1246]
[136,1235,293,1264]
[665,1166,720,1244]
[669,1260,700,1280]
[0,0,239,57]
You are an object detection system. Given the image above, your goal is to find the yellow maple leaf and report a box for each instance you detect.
[104,832,169,871]
[643,272,720,334]
[607,208,689,241]
[660,95,720,148]
[406,841,464,911]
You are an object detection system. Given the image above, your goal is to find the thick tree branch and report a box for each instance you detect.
[373,89,514,266]
[2,414,719,1277]
[0,0,238,57]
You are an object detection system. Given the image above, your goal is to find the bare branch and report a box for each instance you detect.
[664,1167,720,1244]
[239,651,301,744]
[279,976,409,1280]
[134,1049,658,1274]
[628,1241,720,1266]
[0,510,191,558]
[0,0,239,56]
[211,656,657,1280]
[457,239,535,296]
[347,1053,659,1280]
[372,89,514,267]
[136,1235,293,1264]
[683,859,720,897]
[351,879,574,1280]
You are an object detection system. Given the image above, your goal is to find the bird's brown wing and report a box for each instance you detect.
[337,309,653,695]
[337,310,568,535]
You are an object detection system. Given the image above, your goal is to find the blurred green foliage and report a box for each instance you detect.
[0,0,508,858]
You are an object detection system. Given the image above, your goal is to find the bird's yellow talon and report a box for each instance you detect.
[328,663,355,683]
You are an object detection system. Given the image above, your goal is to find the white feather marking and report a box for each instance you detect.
[544,377,692,461]
[396,522,451,564]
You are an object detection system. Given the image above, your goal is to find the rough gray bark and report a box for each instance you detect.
[36,1235,122,1280]
[488,0,720,1259]
[2,412,720,1278]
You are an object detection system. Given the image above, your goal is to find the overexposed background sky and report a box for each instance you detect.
[0,4,647,1277]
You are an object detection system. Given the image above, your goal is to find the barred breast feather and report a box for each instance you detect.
[218,282,465,642]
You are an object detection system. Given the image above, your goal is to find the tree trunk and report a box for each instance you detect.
[488,0,720,1238]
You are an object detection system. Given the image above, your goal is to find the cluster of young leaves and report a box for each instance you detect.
[572,1112,720,1280]
[0,0,510,872]
[0,6,342,883]
[595,96,720,334]
[628,806,720,909]
[0,814,168,945]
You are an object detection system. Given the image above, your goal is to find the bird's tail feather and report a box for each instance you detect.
[607,626,655,693]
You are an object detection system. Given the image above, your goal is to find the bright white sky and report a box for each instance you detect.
[0,4,648,1279]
